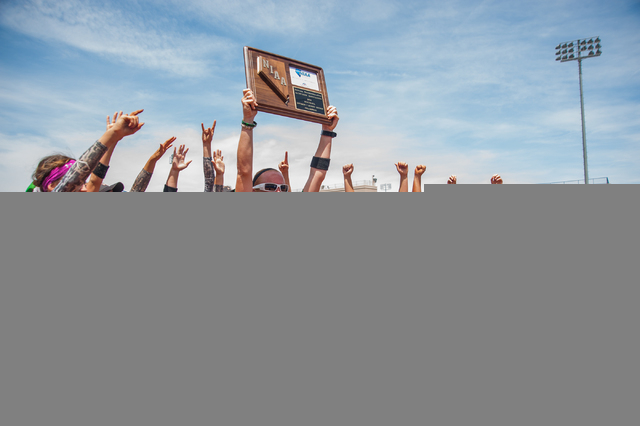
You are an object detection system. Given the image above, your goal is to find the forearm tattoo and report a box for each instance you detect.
[130,169,153,192]
[203,157,215,192]
[53,141,108,192]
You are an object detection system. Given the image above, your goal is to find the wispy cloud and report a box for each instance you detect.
[164,0,340,35]
[0,0,234,77]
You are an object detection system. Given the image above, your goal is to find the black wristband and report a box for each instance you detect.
[321,130,337,138]
[163,185,178,192]
[310,157,331,171]
[92,162,109,179]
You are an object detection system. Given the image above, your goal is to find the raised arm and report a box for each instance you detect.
[236,89,258,192]
[164,144,192,192]
[213,149,226,192]
[303,106,339,192]
[53,110,144,192]
[412,165,426,192]
[87,111,122,192]
[343,164,354,193]
[202,120,217,192]
[490,174,504,184]
[278,151,291,191]
[395,162,409,192]
[447,175,457,184]
[130,137,175,192]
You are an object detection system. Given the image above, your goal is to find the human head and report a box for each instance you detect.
[252,168,287,192]
[32,154,87,192]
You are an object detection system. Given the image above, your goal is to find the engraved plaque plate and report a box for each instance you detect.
[244,47,331,125]
[293,87,326,115]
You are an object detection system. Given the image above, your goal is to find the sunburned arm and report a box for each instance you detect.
[395,162,409,193]
[412,165,426,192]
[343,164,354,193]
[235,89,258,192]
[303,106,339,193]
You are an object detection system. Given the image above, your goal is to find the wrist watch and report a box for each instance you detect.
[321,130,337,138]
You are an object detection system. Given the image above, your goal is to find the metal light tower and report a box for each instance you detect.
[556,37,602,184]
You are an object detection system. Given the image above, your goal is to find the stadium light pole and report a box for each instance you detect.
[556,37,601,184]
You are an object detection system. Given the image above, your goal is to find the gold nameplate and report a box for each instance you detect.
[244,47,331,125]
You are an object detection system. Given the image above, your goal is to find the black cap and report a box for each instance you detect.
[99,182,125,192]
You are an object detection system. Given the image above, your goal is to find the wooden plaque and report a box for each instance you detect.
[244,47,332,126]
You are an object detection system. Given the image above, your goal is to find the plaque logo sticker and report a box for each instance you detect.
[257,57,288,103]
[289,67,320,91]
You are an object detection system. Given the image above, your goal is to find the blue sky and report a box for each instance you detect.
[1,0,639,191]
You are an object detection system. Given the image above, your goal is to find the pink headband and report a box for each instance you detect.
[42,160,75,191]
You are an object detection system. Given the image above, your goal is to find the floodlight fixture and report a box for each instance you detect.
[555,36,602,184]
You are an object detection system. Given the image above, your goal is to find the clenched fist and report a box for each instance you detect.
[395,162,409,177]
[490,174,503,184]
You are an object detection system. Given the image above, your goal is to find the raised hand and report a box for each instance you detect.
[342,163,354,177]
[150,137,176,163]
[395,162,409,177]
[242,89,259,123]
[171,144,192,172]
[112,109,144,138]
[213,149,225,175]
[491,174,503,184]
[323,106,339,132]
[107,111,123,131]
[415,165,426,177]
[278,151,289,175]
[202,120,216,145]
[447,175,457,184]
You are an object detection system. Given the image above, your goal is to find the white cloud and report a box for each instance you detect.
[165,0,339,35]
[0,0,234,77]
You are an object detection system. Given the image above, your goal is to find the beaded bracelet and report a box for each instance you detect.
[241,120,257,130]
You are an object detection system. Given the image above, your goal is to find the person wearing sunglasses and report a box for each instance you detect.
[235,89,339,193]
[251,167,289,192]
